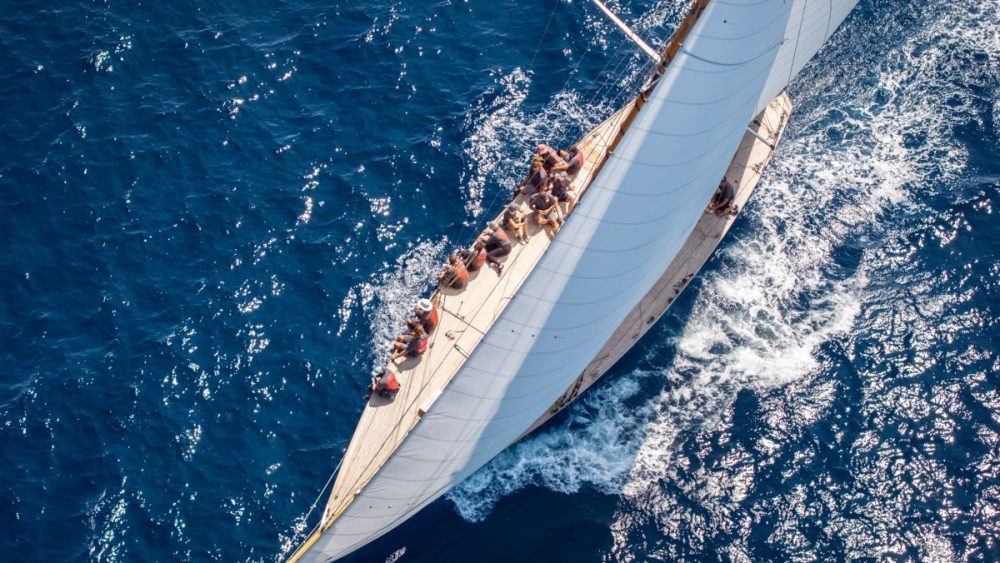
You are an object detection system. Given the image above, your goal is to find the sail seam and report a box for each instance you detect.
[678,39,783,67]
[787,0,808,84]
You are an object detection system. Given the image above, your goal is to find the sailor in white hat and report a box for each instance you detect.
[406,298,439,334]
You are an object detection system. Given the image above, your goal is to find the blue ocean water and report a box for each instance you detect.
[1,0,998,561]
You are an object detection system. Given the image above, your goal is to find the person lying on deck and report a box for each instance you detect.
[457,246,487,273]
[438,253,469,290]
[550,171,578,214]
[478,221,513,275]
[391,324,428,362]
[536,143,565,172]
[706,177,737,217]
[406,298,439,335]
[530,188,563,235]
[504,202,528,243]
[553,145,584,179]
[516,156,547,196]
[369,365,400,400]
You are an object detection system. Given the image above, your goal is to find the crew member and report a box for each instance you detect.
[536,143,565,172]
[369,365,400,400]
[438,253,469,290]
[391,324,428,362]
[550,171,578,214]
[479,221,513,274]
[554,145,584,178]
[707,177,737,216]
[457,246,487,272]
[406,298,439,334]
[516,156,548,196]
[530,188,563,235]
[504,202,528,243]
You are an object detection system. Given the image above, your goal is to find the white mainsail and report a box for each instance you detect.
[303,0,858,559]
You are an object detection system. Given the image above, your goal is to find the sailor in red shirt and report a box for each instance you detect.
[369,365,400,400]
[479,221,512,275]
[457,246,487,273]
[391,324,428,362]
[406,298,439,334]
[438,253,469,290]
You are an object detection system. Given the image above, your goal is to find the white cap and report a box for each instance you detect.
[417,298,433,313]
[371,367,383,378]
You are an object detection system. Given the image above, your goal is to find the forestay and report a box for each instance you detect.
[304,0,859,559]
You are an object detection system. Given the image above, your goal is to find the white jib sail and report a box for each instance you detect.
[304,0,858,559]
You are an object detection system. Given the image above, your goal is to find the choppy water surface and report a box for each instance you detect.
[1,1,997,561]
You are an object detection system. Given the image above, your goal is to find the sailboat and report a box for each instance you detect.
[287,0,859,560]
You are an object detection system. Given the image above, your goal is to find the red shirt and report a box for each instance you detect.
[419,307,439,333]
[384,372,400,392]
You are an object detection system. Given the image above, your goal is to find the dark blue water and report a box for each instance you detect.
[2,1,998,561]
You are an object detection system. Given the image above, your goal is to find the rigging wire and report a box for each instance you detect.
[286,457,343,559]
[528,0,563,73]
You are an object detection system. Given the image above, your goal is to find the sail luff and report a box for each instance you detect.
[298,0,860,560]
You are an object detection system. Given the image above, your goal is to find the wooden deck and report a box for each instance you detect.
[522,92,793,436]
[319,101,640,525]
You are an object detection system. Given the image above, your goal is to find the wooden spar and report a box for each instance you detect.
[589,0,662,62]
[589,0,710,66]
[746,123,777,149]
